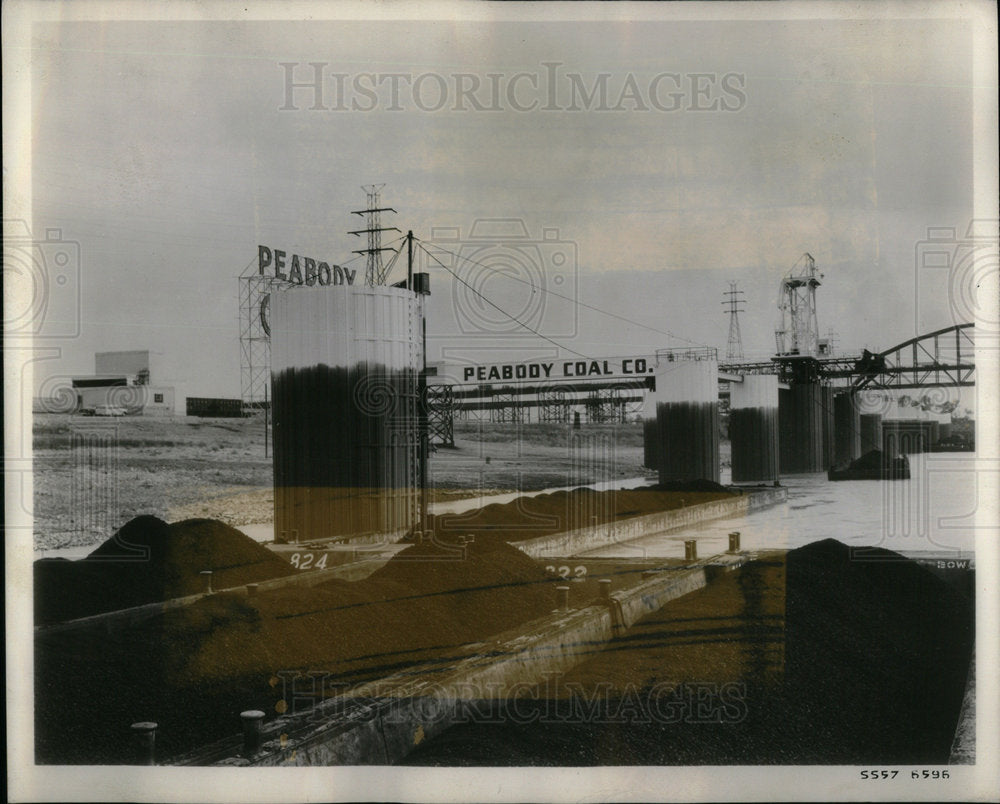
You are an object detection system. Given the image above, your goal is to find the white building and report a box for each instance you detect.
[69,350,175,416]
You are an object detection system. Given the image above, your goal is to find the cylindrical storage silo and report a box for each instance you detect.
[821,385,836,469]
[269,285,424,544]
[642,389,660,470]
[859,413,882,455]
[778,383,825,473]
[730,375,779,484]
[654,359,720,483]
[833,392,862,468]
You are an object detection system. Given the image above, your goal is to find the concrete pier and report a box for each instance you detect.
[859,413,882,455]
[833,392,862,467]
[654,359,720,483]
[778,383,825,473]
[821,385,836,469]
[730,375,779,484]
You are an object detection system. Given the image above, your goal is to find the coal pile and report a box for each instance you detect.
[404,539,974,766]
[828,449,910,481]
[35,527,558,764]
[781,538,972,763]
[34,516,297,625]
[427,486,733,550]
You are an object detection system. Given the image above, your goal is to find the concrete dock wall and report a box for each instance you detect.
[514,487,787,559]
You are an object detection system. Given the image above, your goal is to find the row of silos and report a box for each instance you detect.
[643,361,927,483]
[644,359,780,485]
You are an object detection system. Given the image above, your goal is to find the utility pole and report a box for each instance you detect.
[723,281,746,360]
[407,230,414,290]
[349,184,400,286]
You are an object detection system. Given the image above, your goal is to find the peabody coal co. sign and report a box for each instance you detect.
[460,357,655,382]
[258,245,357,285]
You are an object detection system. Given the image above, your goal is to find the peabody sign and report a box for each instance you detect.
[461,357,655,382]
[258,245,357,285]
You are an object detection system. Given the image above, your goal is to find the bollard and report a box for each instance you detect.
[728,531,741,553]
[556,585,570,611]
[241,710,266,756]
[684,540,697,561]
[130,721,157,765]
[200,570,213,594]
[598,578,612,601]
[246,583,259,597]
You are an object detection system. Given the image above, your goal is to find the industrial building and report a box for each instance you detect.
[68,350,175,416]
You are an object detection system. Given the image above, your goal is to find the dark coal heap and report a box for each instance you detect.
[34,516,296,625]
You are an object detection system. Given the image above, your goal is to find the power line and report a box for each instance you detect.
[420,239,708,348]
[415,241,595,360]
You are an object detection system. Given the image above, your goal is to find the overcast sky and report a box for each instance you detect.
[20,9,985,403]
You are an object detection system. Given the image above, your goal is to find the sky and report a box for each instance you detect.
[15,8,987,406]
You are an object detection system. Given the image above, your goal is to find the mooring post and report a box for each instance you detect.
[200,570,213,594]
[556,585,570,611]
[240,710,266,756]
[728,531,741,553]
[130,721,157,765]
[684,540,697,561]
[598,578,612,601]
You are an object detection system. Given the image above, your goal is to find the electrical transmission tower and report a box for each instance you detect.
[723,281,746,360]
[350,184,400,286]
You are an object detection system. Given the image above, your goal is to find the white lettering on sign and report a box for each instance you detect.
[259,245,356,286]
[461,357,652,383]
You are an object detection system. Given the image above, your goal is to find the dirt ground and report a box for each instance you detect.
[32,414,722,551]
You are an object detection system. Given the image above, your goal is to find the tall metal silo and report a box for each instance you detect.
[730,374,779,484]
[269,285,424,544]
[654,358,720,483]
[778,383,826,473]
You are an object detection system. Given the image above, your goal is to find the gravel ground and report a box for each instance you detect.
[32,415,674,551]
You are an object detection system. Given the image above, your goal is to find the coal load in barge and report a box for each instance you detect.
[403,538,973,766]
[827,449,910,481]
[33,519,558,764]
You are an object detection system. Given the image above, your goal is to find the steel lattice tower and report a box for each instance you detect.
[350,185,400,286]
[775,253,823,357]
[723,281,746,360]
[238,259,283,407]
